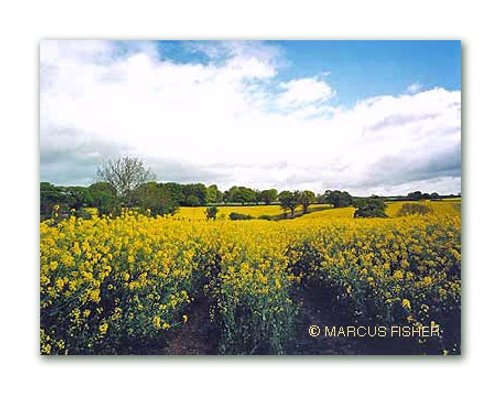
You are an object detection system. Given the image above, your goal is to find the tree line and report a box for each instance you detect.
[40,157,455,219]
[41,180,357,218]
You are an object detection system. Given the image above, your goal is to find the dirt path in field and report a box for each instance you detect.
[163,296,219,355]
[290,287,361,355]
[162,289,361,355]
[161,287,378,355]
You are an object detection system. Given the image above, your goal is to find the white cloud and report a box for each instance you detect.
[40,41,461,195]
[406,82,423,94]
[277,77,335,108]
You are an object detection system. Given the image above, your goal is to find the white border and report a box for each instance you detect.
[1,1,499,392]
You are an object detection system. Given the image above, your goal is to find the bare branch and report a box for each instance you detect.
[96,157,156,206]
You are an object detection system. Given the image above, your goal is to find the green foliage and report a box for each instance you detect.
[185,195,201,206]
[205,205,219,220]
[163,182,185,205]
[407,191,423,200]
[40,182,67,217]
[397,203,433,216]
[353,197,388,218]
[323,190,353,207]
[64,186,91,210]
[408,191,436,201]
[182,183,207,206]
[88,182,119,216]
[206,184,223,204]
[298,190,316,213]
[430,192,441,201]
[224,186,257,205]
[134,182,178,216]
[229,212,254,221]
[135,182,219,207]
[258,215,273,221]
[258,189,278,205]
[41,183,94,219]
[278,190,300,217]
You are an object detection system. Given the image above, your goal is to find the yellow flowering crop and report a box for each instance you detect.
[40,201,460,355]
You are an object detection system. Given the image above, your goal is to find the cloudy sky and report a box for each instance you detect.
[40,40,461,196]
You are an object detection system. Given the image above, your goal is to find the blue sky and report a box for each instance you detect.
[278,40,461,106]
[40,40,461,195]
[155,40,461,106]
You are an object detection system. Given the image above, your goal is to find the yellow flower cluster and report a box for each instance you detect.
[40,213,202,354]
[298,214,461,354]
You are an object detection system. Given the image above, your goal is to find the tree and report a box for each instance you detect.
[323,190,353,207]
[278,190,300,217]
[88,182,119,216]
[430,192,440,201]
[134,182,178,216]
[205,205,218,220]
[65,186,91,211]
[407,191,423,201]
[252,189,261,205]
[237,187,256,205]
[40,182,67,217]
[224,186,256,205]
[353,197,387,218]
[206,184,223,204]
[185,195,201,206]
[259,189,278,205]
[182,183,208,206]
[323,190,333,206]
[163,182,185,205]
[96,157,156,207]
[298,190,316,213]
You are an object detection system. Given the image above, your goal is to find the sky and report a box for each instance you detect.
[40,40,461,196]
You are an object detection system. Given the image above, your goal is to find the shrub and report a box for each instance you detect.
[229,212,254,221]
[258,215,273,221]
[205,205,219,220]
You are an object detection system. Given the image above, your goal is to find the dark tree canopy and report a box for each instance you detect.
[323,190,353,207]
[353,197,388,218]
[163,182,185,205]
[88,182,119,216]
[278,190,300,217]
[65,186,91,211]
[298,190,316,213]
[40,182,66,217]
[224,186,257,205]
[133,182,178,216]
[259,189,278,205]
[205,205,219,220]
[407,191,423,201]
[430,192,440,200]
[182,183,207,206]
[206,184,223,204]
